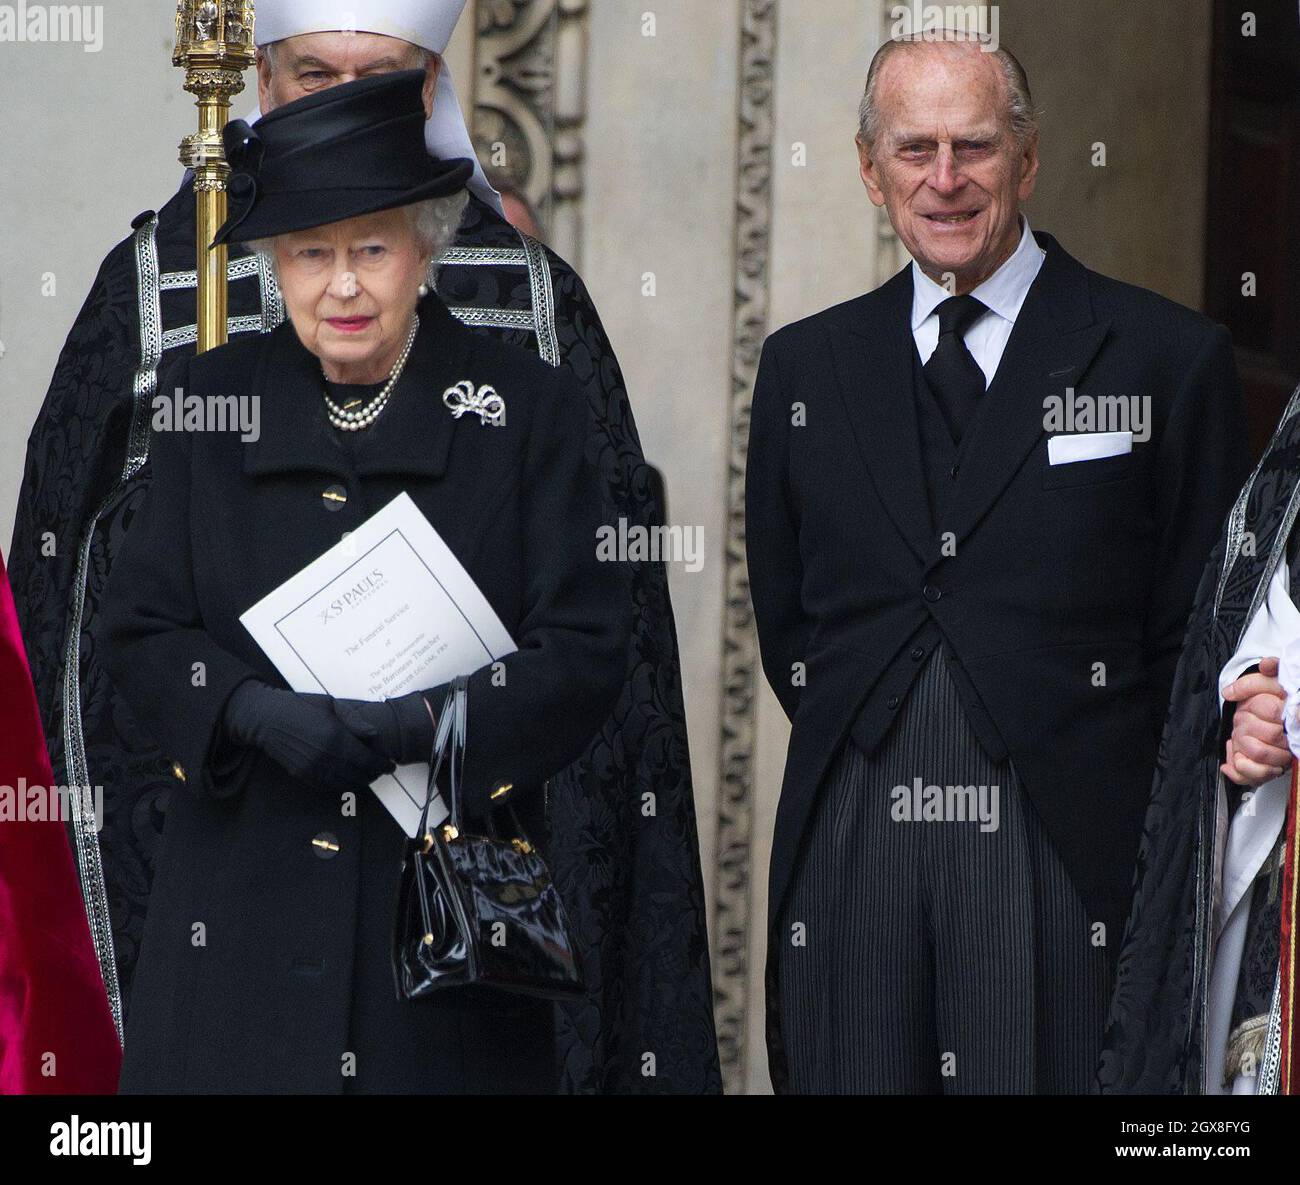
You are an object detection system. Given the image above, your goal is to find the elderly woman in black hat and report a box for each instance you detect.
[100,71,629,1095]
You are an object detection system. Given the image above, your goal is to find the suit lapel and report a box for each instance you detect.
[830,267,935,566]
[941,232,1111,548]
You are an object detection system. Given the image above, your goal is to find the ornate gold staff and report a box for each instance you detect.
[173,1,256,354]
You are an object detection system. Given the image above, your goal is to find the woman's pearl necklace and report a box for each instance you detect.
[321,314,420,432]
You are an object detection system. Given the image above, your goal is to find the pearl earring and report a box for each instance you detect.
[418,283,430,298]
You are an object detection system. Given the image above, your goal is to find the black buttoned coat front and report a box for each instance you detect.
[100,295,630,1093]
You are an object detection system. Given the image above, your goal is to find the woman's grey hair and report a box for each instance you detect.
[247,191,469,280]
[407,192,470,262]
[857,34,1039,147]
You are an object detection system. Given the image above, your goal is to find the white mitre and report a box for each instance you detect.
[248,0,503,215]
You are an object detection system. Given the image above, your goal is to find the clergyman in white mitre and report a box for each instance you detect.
[247,0,503,215]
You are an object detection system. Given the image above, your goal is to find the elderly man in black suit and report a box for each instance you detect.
[746,32,1250,1094]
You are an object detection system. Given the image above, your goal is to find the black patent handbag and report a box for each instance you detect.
[391,675,585,1002]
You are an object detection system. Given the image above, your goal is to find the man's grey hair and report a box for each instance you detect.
[260,39,435,73]
[857,33,1039,147]
[248,192,470,277]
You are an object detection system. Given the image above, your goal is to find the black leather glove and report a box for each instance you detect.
[329,692,437,766]
[222,681,395,795]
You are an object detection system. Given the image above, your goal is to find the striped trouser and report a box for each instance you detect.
[775,651,1110,1094]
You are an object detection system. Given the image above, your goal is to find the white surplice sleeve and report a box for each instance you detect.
[1218,556,1300,714]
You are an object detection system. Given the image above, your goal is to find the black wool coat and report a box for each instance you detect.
[100,294,630,1092]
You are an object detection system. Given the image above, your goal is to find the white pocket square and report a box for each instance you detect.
[1048,431,1133,466]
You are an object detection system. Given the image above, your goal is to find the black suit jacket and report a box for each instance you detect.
[746,230,1250,956]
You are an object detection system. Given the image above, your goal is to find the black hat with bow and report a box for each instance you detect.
[211,70,474,248]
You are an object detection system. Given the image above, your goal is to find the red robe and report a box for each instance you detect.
[0,548,120,1093]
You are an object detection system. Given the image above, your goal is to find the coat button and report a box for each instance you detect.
[171,761,187,783]
[923,584,943,603]
[488,781,514,803]
[311,832,340,859]
[910,646,925,662]
[887,695,901,710]
[950,465,960,480]
[321,484,348,511]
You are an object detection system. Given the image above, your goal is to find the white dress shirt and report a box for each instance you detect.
[911,216,1047,386]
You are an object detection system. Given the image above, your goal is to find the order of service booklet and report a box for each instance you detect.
[239,492,516,836]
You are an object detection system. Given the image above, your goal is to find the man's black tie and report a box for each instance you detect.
[924,294,989,446]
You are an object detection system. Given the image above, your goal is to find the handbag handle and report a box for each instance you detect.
[416,676,534,851]
[447,674,468,831]
[417,675,469,843]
